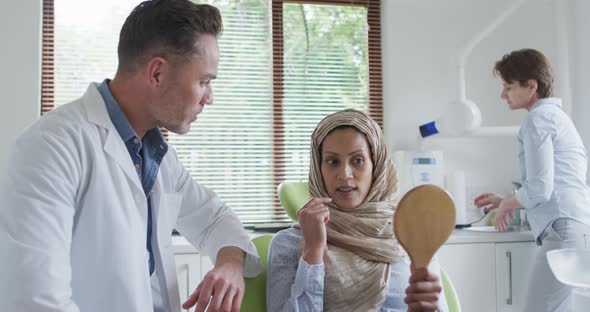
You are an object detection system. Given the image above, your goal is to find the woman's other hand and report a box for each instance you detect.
[405,267,442,312]
[474,192,504,213]
[298,197,332,264]
[495,197,517,232]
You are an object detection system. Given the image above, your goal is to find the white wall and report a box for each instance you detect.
[0,0,42,170]
[381,0,586,199]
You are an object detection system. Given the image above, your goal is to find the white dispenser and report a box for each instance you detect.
[446,170,468,227]
[392,150,444,196]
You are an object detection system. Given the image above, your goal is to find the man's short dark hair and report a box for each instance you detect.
[117,0,222,73]
[493,48,555,99]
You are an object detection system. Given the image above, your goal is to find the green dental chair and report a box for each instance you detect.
[240,234,273,312]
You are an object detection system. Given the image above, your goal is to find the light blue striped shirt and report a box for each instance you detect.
[515,97,590,240]
[266,228,448,312]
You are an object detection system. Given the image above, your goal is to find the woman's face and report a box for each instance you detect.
[320,127,373,210]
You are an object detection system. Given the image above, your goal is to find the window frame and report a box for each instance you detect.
[270,0,383,216]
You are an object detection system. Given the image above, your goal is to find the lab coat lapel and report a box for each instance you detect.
[81,83,144,194]
[103,130,144,194]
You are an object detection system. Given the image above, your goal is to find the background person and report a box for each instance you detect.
[475,48,590,312]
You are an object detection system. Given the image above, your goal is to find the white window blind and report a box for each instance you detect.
[42,0,383,226]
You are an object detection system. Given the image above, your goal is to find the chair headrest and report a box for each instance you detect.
[277,181,310,222]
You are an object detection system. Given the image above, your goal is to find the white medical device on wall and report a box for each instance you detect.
[393,150,444,197]
[420,0,548,138]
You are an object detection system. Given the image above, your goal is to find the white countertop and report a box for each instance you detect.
[173,226,536,254]
[446,227,535,244]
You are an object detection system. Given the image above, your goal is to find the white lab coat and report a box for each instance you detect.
[0,84,261,312]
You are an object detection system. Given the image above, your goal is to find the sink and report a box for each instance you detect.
[462,225,528,233]
[463,226,498,232]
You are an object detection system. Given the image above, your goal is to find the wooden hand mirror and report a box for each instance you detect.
[393,184,456,269]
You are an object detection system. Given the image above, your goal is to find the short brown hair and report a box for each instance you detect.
[493,49,555,98]
[117,0,223,73]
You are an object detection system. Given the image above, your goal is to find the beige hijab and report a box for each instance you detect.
[303,109,406,312]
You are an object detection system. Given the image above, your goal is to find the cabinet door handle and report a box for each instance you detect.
[187,264,190,299]
[506,251,513,305]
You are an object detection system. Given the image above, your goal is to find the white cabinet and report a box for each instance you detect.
[438,241,536,312]
[438,243,497,312]
[201,255,214,279]
[495,242,536,312]
[174,253,215,312]
[175,254,201,312]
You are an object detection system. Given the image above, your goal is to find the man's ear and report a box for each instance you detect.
[145,57,168,88]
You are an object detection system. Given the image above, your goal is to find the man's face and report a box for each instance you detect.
[500,79,536,111]
[154,34,219,134]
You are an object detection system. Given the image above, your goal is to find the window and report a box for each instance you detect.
[42,0,383,226]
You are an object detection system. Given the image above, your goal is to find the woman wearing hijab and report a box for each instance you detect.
[266,109,447,312]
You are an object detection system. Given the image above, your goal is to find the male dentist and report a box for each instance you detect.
[0,1,260,311]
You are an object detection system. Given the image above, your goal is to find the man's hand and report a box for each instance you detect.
[405,267,442,312]
[182,246,245,312]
